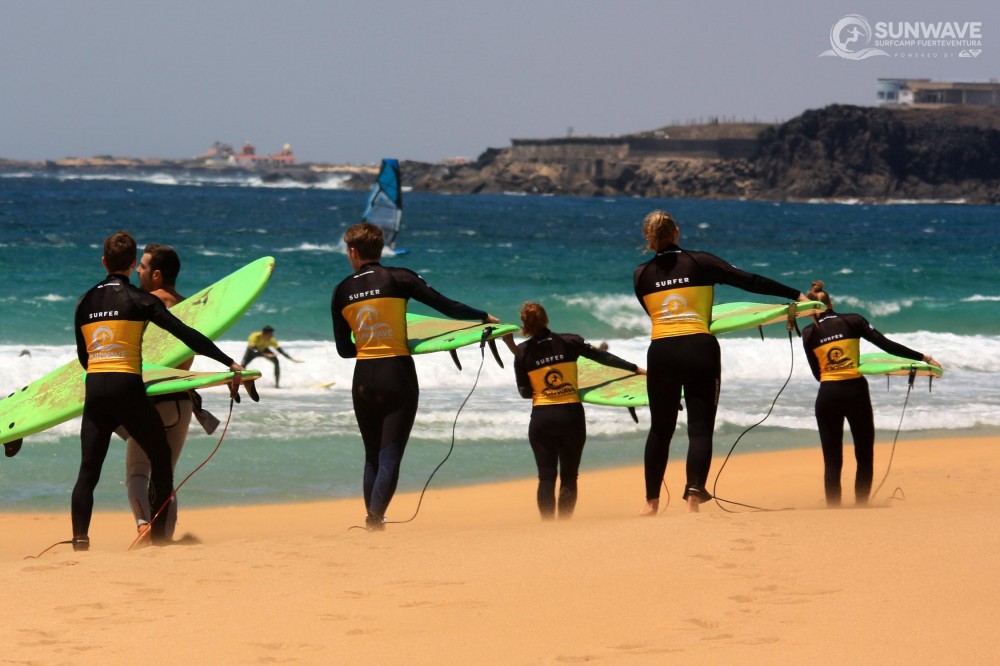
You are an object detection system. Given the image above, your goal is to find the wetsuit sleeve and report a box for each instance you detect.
[74,297,89,369]
[331,287,357,359]
[801,325,822,381]
[633,263,651,314]
[851,314,923,361]
[147,300,235,367]
[571,335,639,373]
[275,346,295,360]
[392,268,488,321]
[698,251,801,301]
[513,345,533,399]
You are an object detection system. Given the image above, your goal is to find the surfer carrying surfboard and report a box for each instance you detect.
[71,231,248,550]
[634,210,810,514]
[802,280,942,507]
[332,222,501,531]
[512,302,644,520]
[125,243,210,544]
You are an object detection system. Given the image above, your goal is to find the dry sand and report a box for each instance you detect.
[1,436,997,664]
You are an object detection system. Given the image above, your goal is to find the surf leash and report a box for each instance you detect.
[127,397,237,550]
[709,325,799,514]
[354,328,494,531]
[871,365,918,504]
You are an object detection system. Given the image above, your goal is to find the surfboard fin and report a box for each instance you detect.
[449,349,463,371]
[487,339,504,368]
[628,407,638,424]
[4,439,23,458]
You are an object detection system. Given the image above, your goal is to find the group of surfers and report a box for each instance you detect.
[68,213,941,548]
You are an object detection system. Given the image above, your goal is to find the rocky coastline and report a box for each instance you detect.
[3,104,999,204]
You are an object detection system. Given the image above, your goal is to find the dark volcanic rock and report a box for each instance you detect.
[405,105,1000,204]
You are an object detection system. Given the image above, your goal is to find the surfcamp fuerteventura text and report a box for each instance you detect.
[819,15,985,60]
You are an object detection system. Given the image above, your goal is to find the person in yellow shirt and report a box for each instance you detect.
[241,326,301,388]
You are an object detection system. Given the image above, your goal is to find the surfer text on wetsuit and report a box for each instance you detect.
[513,302,644,519]
[72,231,246,550]
[801,280,941,507]
[331,221,500,531]
[633,210,808,514]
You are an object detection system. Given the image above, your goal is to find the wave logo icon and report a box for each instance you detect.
[819,14,889,60]
[661,294,688,318]
[88,326,122,353]
[959,49,982,58]
[355,305,390,332]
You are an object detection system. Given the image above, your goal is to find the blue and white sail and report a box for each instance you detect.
[362,159,403,250]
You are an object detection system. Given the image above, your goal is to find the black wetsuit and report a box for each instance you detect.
[332,262,486,524]
[514,330,638,519]
[802,311,923,505]
[73,274,235,543]
[634,245,801,501]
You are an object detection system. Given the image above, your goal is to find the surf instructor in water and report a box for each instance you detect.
[634,210,809,514]
[332,222,500,531]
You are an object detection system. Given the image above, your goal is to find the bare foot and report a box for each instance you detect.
[639,499,659,517]
[686,496,701,513]
[134,523,153,548]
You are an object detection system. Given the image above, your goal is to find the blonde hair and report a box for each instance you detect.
[642,210,679,253]
[807,279,833,310]
[520,302,549,338]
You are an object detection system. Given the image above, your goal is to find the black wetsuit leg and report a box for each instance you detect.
[644,334,720,499]
[528,403,586,519]
[352,356,418,520]
[815,377,875,506]
[73,374,173,541]
[242,348,281,386]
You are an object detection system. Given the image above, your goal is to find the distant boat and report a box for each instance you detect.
[362,159,407,254]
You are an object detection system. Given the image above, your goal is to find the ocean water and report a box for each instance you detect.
[1,170,998,513]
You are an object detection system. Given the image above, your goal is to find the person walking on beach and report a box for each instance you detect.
[124,244,218,543]
[513,302,644,519]
[72,230,246,550]
[242,326,301,388]
[332,221,500,531]
[802,280,941,506]
[634,210,808,514]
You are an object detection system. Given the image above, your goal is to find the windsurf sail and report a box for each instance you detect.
[362,159,403,249]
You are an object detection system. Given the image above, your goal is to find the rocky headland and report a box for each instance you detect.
[4,104,999,203]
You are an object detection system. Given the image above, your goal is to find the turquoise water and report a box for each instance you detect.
[1,171,998,512]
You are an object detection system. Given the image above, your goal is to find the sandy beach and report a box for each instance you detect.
[1,435,996,664]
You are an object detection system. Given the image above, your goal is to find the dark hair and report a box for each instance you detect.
[344,222,384,260]
[103,230,137,273]
[262,325,274,333]
[807,279,833,310]
[143,244,181,286]
[520,302,549,338]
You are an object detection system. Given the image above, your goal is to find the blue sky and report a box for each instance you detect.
[1,0,996,164]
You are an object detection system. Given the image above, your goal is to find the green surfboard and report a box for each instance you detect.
[405,313,519,354]
[141,364,263,396]
[577,358,648,407]
[710,300,827,335]
[0,256,275,448]
[858,353,944,378]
